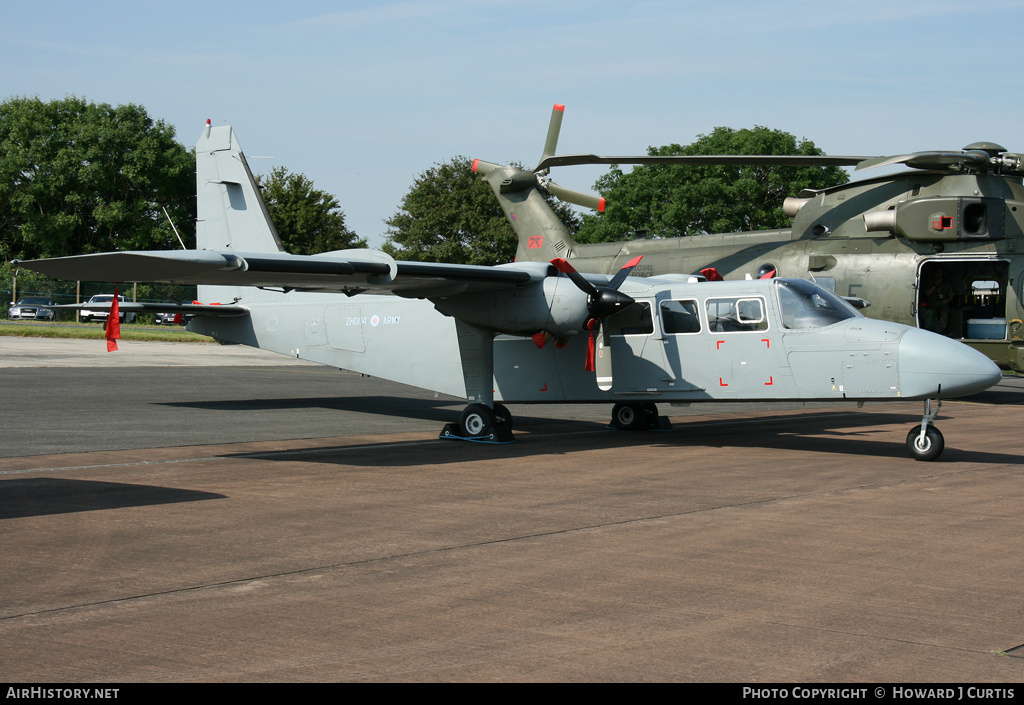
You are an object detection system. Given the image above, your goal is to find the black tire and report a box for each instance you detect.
[492,403,513,432]
[460,404,496,437]
[612,403,646,431]
[643,402,658,424]
[906,426,944,461]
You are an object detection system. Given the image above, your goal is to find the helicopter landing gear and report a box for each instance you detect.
[442,403,515,443]
[610,402,672,431]
[907,399,944,461]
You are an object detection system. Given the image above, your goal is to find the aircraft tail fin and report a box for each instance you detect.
[195,121,284,254]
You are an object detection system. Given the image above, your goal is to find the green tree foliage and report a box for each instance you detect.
[576,126,849,243]
[383,156,580,266]
[0,96,195,261]
[255,166,365,255]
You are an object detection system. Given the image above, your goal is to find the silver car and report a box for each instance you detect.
[80,294,135,323]
[7,297,57,321]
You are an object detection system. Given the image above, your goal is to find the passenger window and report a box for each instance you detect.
[706,297,768,332]
[661,300,701,334]
[608,301,653,335]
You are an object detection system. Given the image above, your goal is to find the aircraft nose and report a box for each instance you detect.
[898,328,1002,398]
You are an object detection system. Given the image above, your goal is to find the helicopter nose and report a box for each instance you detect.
[898,328,1002,398]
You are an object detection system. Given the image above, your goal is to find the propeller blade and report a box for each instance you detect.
[594,319,613,391]
[551,258,600,300]
[607,255,643,290]
[544,180,606,212]
[536,153,872,171]
[538,104,565,171]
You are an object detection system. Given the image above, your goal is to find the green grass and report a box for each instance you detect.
[0,320,214,343]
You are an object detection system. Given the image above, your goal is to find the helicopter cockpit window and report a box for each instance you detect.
[775,278,859,330]
[660,300,701,334]
[607,301,653,336]
[706,297,768,332]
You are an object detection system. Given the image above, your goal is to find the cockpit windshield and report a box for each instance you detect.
[775,278,860,330]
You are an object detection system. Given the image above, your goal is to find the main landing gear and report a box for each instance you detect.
[907,399,944,461]
[441,403,515,443]
[610,402,672,431]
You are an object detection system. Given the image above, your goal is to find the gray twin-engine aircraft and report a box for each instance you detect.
[19,122,1002,460]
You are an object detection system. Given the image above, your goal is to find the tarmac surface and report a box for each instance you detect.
[1,337,1023,682]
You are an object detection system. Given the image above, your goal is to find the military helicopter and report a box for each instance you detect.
[473,105,1024,371]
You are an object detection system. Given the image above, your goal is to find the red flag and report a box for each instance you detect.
[584,319,597,372]
[105,290,120,352]
[700,267,724,282]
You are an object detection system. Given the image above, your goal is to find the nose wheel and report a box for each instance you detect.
[907,399,944,461]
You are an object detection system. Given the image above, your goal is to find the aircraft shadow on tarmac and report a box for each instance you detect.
[158,395,464,422]
[218,408,1023,468]
[965,385,1024,406]
[0,478,225,520]
[650,411,1024,464]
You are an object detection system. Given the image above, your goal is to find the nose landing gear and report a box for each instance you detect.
[907,399,944,461]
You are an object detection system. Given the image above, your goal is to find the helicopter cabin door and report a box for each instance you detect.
[917,259,1009,339]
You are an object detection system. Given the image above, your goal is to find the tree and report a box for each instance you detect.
[0,96,195,261]
[255,166,365,255]
[575,126,849,243]
[383,156,580,266]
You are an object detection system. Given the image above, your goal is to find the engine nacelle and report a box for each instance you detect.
[432,276,590,337]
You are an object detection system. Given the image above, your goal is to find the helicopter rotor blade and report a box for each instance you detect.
[538,104,565,172]
[544,180,606,212]
[536,153,872,171]
[855,150,991,172]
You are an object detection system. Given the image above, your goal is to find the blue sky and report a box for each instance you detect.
[3,0,1023,247]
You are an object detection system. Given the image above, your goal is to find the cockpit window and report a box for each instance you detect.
[775,278,859,329]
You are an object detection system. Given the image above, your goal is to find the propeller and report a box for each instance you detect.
[550,256,643,391]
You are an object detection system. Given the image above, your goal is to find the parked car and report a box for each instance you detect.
[7,297,57,320]
[80,294,135,323]
[153,300,195,326]
[155,309,184,325]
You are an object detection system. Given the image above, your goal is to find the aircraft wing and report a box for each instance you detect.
[14,249,546,297]
[52,301,250,316]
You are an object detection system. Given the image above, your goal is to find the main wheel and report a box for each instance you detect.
[611,403,646,431]
[492,403,513,433]
[906,426,944,461]
[460,404,496,437]
[643,402,659,424]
